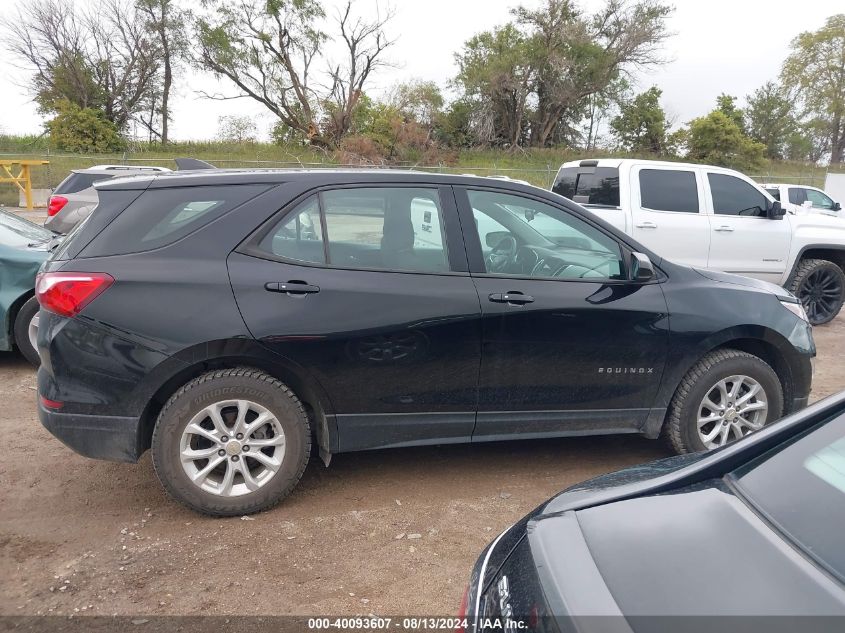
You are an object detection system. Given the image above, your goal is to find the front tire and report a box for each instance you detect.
[788,258,845,325]
[665,349,783,454]
[13,296,41,367]
[151,368,311,516]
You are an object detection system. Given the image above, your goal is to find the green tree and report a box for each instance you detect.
[781,14,845,164]
[610,86,668,154]
[686,110,766,172]
[454,23,534,146]
[137,0,189,145]
[453,0,673,148]
[744,81,798,159]
[46,100,125,152]
[715,94,745,132]
[389,80,444,130]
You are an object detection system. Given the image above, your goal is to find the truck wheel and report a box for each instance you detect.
[665,349,783,455]
[151,368,311,516]
[788,258,845,325]
[13,296,41,367]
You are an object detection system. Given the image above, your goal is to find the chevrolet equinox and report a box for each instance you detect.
[36,170,815,515]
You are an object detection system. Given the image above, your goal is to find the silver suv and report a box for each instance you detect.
[46,164,171,233]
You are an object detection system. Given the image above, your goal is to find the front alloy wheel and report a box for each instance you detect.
[666,348,783,455]
[696,375,768,449]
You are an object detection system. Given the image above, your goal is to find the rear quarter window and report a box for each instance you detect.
[80,184,270,257]
[552,167,620,207]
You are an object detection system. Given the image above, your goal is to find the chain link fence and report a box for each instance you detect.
[0,150,837,206]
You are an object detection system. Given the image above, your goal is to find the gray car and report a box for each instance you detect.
[45,164,170,233]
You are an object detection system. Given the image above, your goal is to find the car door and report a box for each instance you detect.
[705,171,792,284]
[455,186,669,441]
[629,164,710,267]
[227,185,482,452]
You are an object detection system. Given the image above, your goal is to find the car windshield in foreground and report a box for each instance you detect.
[731,411,845,583]
[0,210,53,247]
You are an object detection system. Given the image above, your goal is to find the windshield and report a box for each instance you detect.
[0,210,53,248]
[731,412,845,583]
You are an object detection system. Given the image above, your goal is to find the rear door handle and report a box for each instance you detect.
[489,292,534,305]
[714,225,734,232]
[264,281,320,295]
[635,221,658,229]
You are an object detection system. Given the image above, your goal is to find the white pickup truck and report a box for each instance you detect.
[761,183,842,218]
[552,158,845,324]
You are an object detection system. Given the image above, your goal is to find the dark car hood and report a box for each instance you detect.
[539,482,845,618]
[692,267,794,300]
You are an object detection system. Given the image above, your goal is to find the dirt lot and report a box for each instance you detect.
[1,318,843,618]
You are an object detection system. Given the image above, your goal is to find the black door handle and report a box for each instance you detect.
[264,281,320,295]
[489,292,534,305]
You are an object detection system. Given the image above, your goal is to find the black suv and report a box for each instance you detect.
[36,170,815,515]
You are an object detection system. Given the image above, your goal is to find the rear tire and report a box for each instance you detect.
[665,349,783,455]
[13,296,41,367]
[788,258,845,325]
[151,368,311,516]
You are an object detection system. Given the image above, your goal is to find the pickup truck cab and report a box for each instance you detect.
[553,159,845,324]
[762,183,842,218]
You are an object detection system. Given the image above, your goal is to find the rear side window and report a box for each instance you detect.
[54,173,113,195]
[322,188,449,273]
[81,185,269,257]
[552,167,620,207]
[258,196,325,264]
[708,174,769,217]
[788,188,806,205]
[639,169,699,213]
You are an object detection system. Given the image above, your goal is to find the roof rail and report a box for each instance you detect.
[87,164,171,172]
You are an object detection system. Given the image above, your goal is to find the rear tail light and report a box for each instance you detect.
[36,272,114,317]
[40,395,64,410]
[47,195,68,216]
[457,586,470,632]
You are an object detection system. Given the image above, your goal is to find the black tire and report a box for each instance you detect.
[788,258,845,325]
[12,296,41,367]
[665,349,783,455]
[151,367,311,516]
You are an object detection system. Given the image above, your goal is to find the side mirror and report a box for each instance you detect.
[767,200,785,220]
[834,202,842,212]
[631,252,655,282]
[485,231,511,248]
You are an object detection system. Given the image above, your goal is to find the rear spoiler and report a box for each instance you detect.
[174,158,216,170]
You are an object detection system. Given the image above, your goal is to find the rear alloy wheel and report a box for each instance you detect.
[152,368,311,516]
[666,349,783,454]
[13,296,41,367]
[789,258,845,325]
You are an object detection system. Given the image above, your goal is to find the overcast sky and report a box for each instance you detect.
[0,0,841,141]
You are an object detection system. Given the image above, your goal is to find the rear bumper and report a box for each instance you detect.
[38,401,142,463]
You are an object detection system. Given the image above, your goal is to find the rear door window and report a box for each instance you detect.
[257,196,325,264]
[54,173,114,195]
[321,187,449,273]
[552,167,620,207]
[639,169,699,213]
[81,184,270,256]
[708,173,769,217]
[788,188,807,205]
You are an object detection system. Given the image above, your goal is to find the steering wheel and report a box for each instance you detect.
[486,235,518,273]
